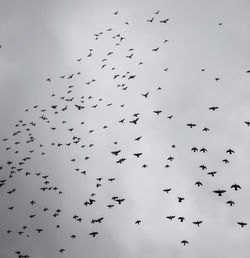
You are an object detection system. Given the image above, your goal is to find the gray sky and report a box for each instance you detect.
[0,0,250,257]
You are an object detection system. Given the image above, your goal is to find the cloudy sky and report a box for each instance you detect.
[0,0,250,257]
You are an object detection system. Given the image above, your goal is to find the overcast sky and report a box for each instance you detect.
[0,0,250,257]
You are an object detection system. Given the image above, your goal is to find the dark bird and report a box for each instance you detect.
[178,217,185,222]
[116,198,125,204]
[203,127,210,132]
[226,200,235,206]
[152,47,159,52]
[163,188,172,193]
[222,159,229,164]
[135,220,141,225]
[199,165,207,170]
[133,153,143,158]
[237,222,247,228]
[126,53,133,58]
[89,231,98,237]
[135,136,142,141]
[231,183,241,191]
[226,149,235,155]
[116,158,126,164]
[207,171,217,177]
[209,106,219,111]
[111,150,121,156]
[154,110,162,115]
[181,240,189,245]
[177,197,184,202]
[129,118,139,124]
[213,190,226,196]
[159,18,169,23]
[195,181,203,187]
[166,216,175,221]
[187,123,196,128]
[141,92,149,98]
[147,17,154,23]
[128,75,136,80]
[192,221,203,227]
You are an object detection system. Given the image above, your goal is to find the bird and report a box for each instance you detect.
[226,200,235,206]
[181,240,189,245]
[231,183,241,191]
[116,158,126,164]
[159,18,169,23]
[154,110,162,115]
[177,197,184,202]
[195,181,203,187]
[135,220,141,225]
[133,153,143,158]
[226,149,235,155]
[178,217,185,222]
[147,17,154,23]
[209,106,219,111]
[166,216,175,221]
[89,231,98,237]
[187,123,197,128]
[237,222,247,228]
[141,92,149,98]
[111,150,121,156]
[213,190,226,196]
[192,221,203,227]
[207,171,217,177]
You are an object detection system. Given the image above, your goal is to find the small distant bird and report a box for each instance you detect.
[187,123,196,128]
[226,200,235,206]
[181,240,189,245]
[154,110,162,115]
[237,222,247,228]
[195,181,203,187]
[141,92,149,98]
[213,190,226,196]
[231,183,241,191]
[152,47,159,52]
[226,149,235,154]
[209,106,219,111]
[147,17,154,23]
[166,216,175,221]
[192,221,203,227]
[159,18,169,23]
[178,217,185,222]
[207,171,217,177]
[177,197,184,202]
[89,231,98,237]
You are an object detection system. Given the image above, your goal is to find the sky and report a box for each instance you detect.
[0,0,250,257]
